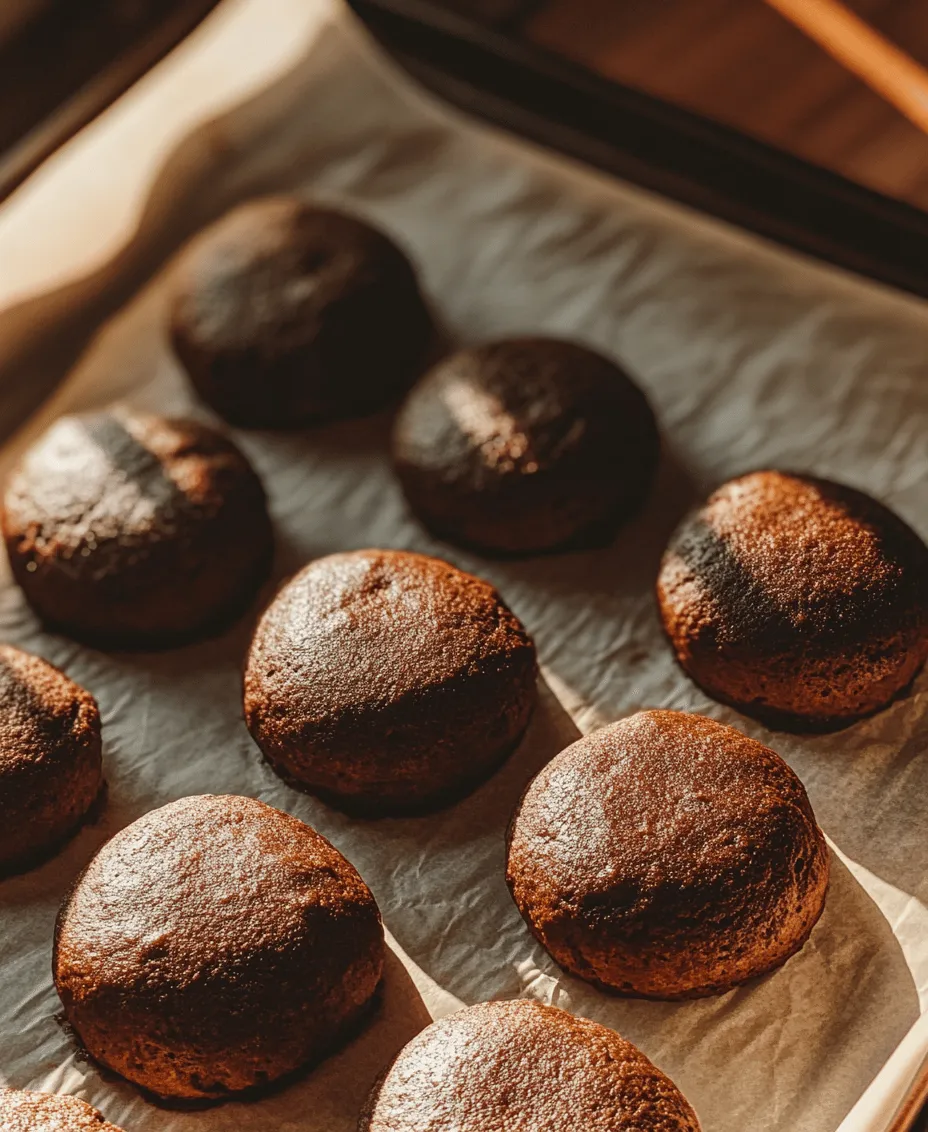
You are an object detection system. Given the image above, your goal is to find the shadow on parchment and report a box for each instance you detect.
[458,445,697,681]
[249,675,582,1004]
[479,442,697,604]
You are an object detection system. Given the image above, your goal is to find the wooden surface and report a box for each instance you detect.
[526,0,928,210]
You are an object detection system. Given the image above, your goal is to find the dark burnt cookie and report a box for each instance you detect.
[2,409,273,649]
[360,999,701,1131]
[170,197,432,428]
[54,794,384,1102]
[0,1088,126,1131]
[657,470,928,731]
[244,549,538,816]
[392,337,659,555]
[0,645,102,877]
[506,710,829,999]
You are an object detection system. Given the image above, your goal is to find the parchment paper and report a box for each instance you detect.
[0,3,926,1131]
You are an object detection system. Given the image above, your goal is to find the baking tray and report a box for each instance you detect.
[0,3,927,1132]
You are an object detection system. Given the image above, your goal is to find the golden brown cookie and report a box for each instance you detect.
[507,710,829,999]
[170,197,431,428]
[392,337,659,555]
[0,645,102,877]
[657,471,928,731]
[360,999,700,1131]
[244,549,537,816]
[54,795,383,1101]
[2,409,273,649]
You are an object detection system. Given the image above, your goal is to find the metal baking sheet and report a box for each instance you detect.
[0,3,926,1131]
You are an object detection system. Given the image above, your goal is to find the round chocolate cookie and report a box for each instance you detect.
[361,999,700,1131]
[0,1088,126,1131]
[507,710,829,999]
[54,794,383,1101]
[0,645,102,877]
[392,337,660,555]
[244,549,537,816]
[169,197,431,428]
[2,409,273,649]
[657,470,928,731]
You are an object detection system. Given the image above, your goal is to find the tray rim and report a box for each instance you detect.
[0,0,223,206]
[347,0,928,302]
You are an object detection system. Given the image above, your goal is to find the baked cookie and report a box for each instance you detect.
[54,794,383,1101]
[657,470,928,730]
[170,197,431,428]
[392,337,659,555]
[360,999,700,1131]
[2,409,273,649]
[244,549,537,816]
[0,645,102,877]
[506,710,829,999]
[0,1088,125,1131]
